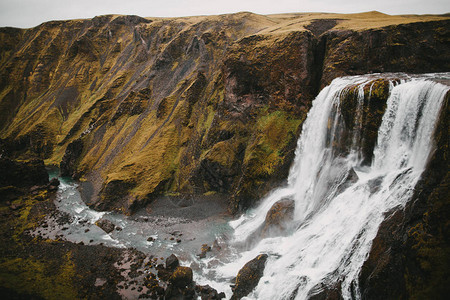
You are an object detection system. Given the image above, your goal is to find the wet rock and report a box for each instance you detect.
[169,266,193,288]
[47,177,60,191]
[231,254,268,299]
[156,264,172,282]
[196,284,226,300]
[308,281,343,300]
[144,273,164,297]
[166,254,180,271]
[146,236,154,242]
[336,168,359,195]
[346,167,359,184]
[336,79,390,164]
[368,176,384,194]
[198,243,211,259]
[261,198,295,236]
[95,218,115,234]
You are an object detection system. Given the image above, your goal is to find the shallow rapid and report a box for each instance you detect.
[32,172,232,261]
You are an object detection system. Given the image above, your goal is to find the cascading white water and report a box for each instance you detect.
[196,73,449,299]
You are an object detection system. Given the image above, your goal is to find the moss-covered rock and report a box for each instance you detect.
[337,78,390,164]
[231,254,268,299]
[169,266,193,288]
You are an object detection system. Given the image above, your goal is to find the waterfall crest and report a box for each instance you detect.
[203,73,449,299]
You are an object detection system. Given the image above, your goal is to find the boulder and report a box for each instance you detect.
[169,266,193,288]
[231,254,268,299]
[261,198,295,236]
[95,218,115,234]
[157,264,172,282]
[198,243,211,259]
[166,254,180,271]
[335,168,359,195]
[196,284,226,300]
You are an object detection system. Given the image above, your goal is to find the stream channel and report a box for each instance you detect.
[31,169,233,266]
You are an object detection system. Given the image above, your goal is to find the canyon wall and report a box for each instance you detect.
[1,11,449,299]
[1,12,448,214]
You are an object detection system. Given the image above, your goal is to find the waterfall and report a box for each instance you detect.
[200,73,449,299]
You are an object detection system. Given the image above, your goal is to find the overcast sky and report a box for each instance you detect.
[1,0,449,28]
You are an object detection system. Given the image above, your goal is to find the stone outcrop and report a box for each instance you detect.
[60,138,83,177]
[94,218,116,234]
[231,254,268,299]
[261,198,295,236]
[0,157,49,190]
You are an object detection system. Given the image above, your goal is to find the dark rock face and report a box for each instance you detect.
[95,179,136,213]
[359,91,450,298]
[47,177,60,191]
[166,254,180,271]
[0,157,49,190]
[321,20,450,87]
[261,198,295,236]
[231,254,268,299]
[60,138,83,177]
[195,284,225,300]
[331,78,390,165]
[169,266,193,288]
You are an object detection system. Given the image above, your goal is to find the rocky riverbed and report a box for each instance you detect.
[0,159,233,299]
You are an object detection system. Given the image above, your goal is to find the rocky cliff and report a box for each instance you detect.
[1,11,448,215]
[1,10,449,299]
